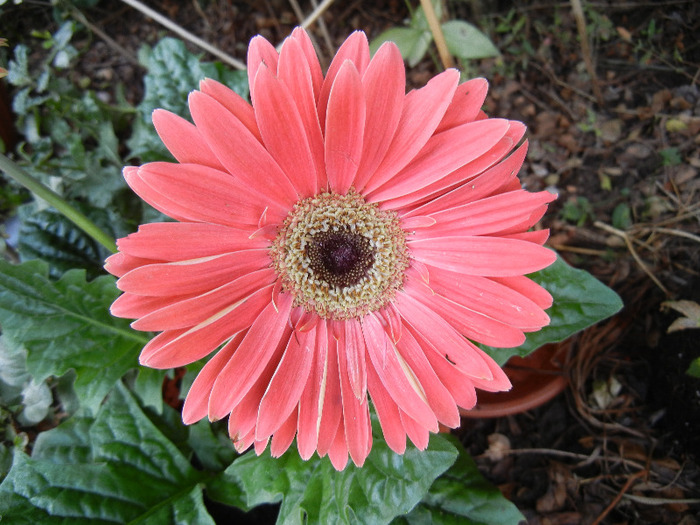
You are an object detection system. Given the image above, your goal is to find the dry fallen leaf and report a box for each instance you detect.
[662,300,700,333]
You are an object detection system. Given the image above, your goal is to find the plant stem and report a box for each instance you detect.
[420,0,454,70]
[0,153,118,254]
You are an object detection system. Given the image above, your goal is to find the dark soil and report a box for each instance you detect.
[3,0,700,523]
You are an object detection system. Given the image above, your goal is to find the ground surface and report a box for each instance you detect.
[3,1,700,523]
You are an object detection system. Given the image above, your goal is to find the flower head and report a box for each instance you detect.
[106,28,557,470]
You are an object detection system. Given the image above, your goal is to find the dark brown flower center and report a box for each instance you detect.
[307,229,375,288]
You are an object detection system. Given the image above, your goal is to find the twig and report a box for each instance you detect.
[592,469,648,525]
[309,0,335,56]
[296,0,336,31]
[419,0,454,70]
[620,493,700,506]
[570,0,604,106]
[641,227,700,244]
[286,0,334,59]
[119,0,246,70]
[594,220,670,296]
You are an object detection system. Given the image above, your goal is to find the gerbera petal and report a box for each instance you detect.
[366,363,406,454]
[363,69,460,194]
[317,31,370,132]
[406,280,526,348]
[327,420,349,471]
[353,42,405,192]
[189,91,299,208]
[341,319,367,399]
[297,321,329,460]
[435,77,489,133]
[105,252,162,278]
[325,60,365,195]
[492,275,553,310]
[140,285,273,368]
[131,268,276,331]
[401,141,529,218]
[368,118,509,203]
[117,249,270,296]
[207,292,293,421]
[396,329,460,428]
[247,35,279,104]
[110,292,192,319]
[133,162,285,227]
[505,229,551,245]
[394,289,493,380]
[199,78,261,142]
[227,331,290,441]
[337,333,372,466]
[253,65,317,197]
[122,166,187,222]
[416,190,556,238]
[256,323,316,438]
[362,314,438,432]
[316,330,342,456]
[277,36,326,189]
[117,222,266,261]
[426,266,551,330]
[420,344,478,410]
[400,411,430,451]
[408,235,557,276]
[270,411,298,458]
[152,109,224,169]
[386,122,527,210]
[182,332,242,424]
[290,27,323,100]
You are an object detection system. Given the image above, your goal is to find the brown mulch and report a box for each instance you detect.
[3,0,700,523]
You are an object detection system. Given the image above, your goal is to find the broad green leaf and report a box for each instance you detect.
[441,20,500,60]
[0,259,149,413]
[484,256,624,365]
[394,435,523,525]
[131,367,167,413]
[0,337,53,427]
[370,27,432,68]
[187,419,237,473]
[0,384,220,524]
[17,205,116,280]
[218,424,458,525]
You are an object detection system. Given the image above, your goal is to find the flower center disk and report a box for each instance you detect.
[271,191,410,320]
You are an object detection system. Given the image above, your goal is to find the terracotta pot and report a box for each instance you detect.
[461,343,569,418]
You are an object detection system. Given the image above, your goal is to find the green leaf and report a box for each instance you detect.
[0,384,219,524]
[370,27,432,67]
[219,425,458,525]
[687,357,700,378]
[484,256,624,365]
[441,21,500,61]
[395,435,523,525]
[131,367,167,413]
[187,419,237,473]
[17,204,116,280]
[0,259,149,413]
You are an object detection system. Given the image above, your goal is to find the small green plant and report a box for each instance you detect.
[659,147,682,167]
[561,196,594,226]
[370,0,499,68]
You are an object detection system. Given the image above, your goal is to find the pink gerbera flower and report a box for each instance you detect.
[105,27,557,470]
